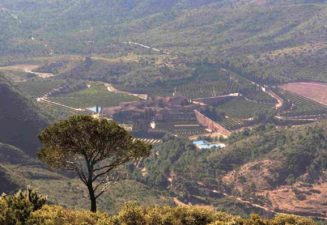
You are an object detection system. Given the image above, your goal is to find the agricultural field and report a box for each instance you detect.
[219,117,244,131]
[37,101,80,121]
[279,82,327,106]
[175,65,238,98]
[17,78,65,97]
[0,69,37,82]
[276,88,327,117]
[216,98,274,119]
[177,79,239,99]
[198,97,274,131]
[137,63,274,103]
[50,82,139,108]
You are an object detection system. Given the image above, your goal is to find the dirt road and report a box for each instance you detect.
[105,83,148,100]
[37,97,85,112]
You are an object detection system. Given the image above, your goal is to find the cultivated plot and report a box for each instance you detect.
[279,82,327,106]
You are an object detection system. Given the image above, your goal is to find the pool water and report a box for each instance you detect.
[193,140,226,149]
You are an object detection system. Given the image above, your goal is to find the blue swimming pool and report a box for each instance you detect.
[193,140,226,149]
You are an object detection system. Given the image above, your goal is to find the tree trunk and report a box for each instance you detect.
[87,183,97,212]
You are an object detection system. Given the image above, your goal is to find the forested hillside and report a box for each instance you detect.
[0,76,47,156]
[0,143,30,193]
[0,0,326,84]
[0,0,327,83]
[131,122,327,218]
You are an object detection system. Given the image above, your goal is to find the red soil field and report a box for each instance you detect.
[279,82,327,106]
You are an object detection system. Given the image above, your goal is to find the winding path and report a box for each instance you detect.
[175,187,327,220]
[105,83,148,100]
[125,41,166,54]
[22,65,54,79]
[37,97,85,112]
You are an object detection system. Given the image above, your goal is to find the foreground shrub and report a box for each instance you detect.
[0,190,318,225]
[0,189,46,225]
[110,203,317,225]
[28,205,111,225]
[271,214,317,225]
[111,203,219,225]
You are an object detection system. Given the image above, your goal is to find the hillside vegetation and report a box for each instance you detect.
[0,189,317,225]
[131,122,327,217]
[0,0,326,83]
[0,75,48,156]
[1,74,326,217]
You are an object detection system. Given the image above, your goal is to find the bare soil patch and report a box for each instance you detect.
[260,182,327,217]
[279,82,327,106]
[0,64,54,79]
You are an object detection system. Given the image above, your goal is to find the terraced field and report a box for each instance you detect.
[50,82,139,108]
[17,78,65,97]
[277,88,327,117]
[219,118,244,131]
[279,82,327,106]
[216,98,274,119]
[177,79,239,99]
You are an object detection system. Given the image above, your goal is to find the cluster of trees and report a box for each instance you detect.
[0,189,317,225]
[36,60,68,74]
[222,44,327,84]
[60,56,191,94]
[131,138,201,188]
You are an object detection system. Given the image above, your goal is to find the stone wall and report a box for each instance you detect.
[194,110,231,136]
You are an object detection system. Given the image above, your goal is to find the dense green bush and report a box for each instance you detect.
[28,205,110,225]
[0,189,47,225]
[29,203,316,225]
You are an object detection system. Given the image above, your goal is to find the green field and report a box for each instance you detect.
[50,82,138,108]
[177,79,239,99]
[216,98,274,119]
[17,78,65,97]
[37,101,79,121]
